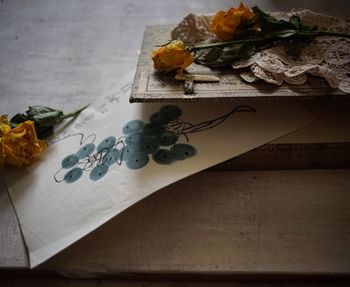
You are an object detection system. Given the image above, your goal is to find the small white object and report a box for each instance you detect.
[175,74,220,82]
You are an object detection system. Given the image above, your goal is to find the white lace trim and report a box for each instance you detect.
[171,10,350,94]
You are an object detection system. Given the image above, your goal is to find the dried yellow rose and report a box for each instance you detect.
[210,2,255,41]
[236,2,255,21]
[0,115,46,168]
[152,40,193,74]
[0,139,4,167]
[0,115,11,135]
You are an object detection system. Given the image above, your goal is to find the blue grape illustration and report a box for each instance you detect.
[171,144,197,160]
[152,149,175,165]
[125,132,143,145]
[158,131,178,146]
[126,152,149,170]
[141,136,159,154]
[121,144,142,161]
[90,165,109,181]
[122,120,144,135]
[64,167,83,183]
[76,143,95,159]
[150,112,166,124]
[61,154,79,169]
[56,104,255,184]
[103,148,120,166]
[143,122,165,136]
[159,105,182,122]
[97,136,116,152]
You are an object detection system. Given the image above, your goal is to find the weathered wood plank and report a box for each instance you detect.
[0,279,347,287]
[1,0,350,273]
[41,169,350,276]
[0,171,28,268]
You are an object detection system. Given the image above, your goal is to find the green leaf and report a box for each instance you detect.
[195,42,258,67]
[265,29,297,38]
[35,124,55,139]
[289,15,301,29]
[203,47,223,63]
[238,43,256,59]
[252,6,297,32]
[32,110,64,126]
[299,23,318,33]
[9,113,28,127]
[254,40,275,51]
[7,105,87,139]
[286,40,307,57]
[241,16,258,29]
[200,47,234,67]
[26,105,57,117]
[25,105,65,127]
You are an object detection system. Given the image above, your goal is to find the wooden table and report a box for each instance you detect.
[0,0,350,281]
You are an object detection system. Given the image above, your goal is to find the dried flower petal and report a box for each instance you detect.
[152,40,193,74]
[0,116,47,168]
[210,2,255,41]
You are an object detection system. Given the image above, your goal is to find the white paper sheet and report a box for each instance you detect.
[5,72,315,267]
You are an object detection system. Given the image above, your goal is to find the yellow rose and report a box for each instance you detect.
[236,2,255,21]
[0,139,4,167]
[0,115,46,168]
[152,40,193,74]
[0,115,11,136]
[210,2,254,41]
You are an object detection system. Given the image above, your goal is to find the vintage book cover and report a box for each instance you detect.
[130,25,350,169]
[130,25,346,103]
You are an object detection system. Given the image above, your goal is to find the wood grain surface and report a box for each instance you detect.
[40,169,350,277]
[0,279,348,287]
[1,0,350,279]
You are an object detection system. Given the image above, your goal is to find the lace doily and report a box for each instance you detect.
[171,10,350,94]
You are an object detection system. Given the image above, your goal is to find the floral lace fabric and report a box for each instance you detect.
[171,10,350,94]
